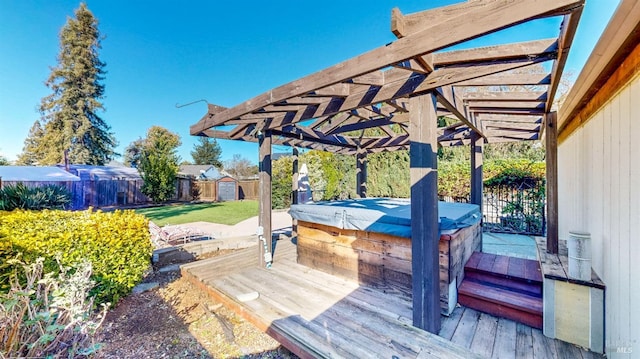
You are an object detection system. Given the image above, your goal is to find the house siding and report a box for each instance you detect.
[558,73,640,356]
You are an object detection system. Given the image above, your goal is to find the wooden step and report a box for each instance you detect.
[458,279,543,329]
[465,252,543,283]
[464,271,542,297]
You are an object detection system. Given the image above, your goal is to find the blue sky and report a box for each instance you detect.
[0,1,620,165]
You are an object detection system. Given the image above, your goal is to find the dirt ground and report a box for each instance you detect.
[94,251,299,359]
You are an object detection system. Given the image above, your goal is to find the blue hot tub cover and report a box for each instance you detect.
[289,198,481,239]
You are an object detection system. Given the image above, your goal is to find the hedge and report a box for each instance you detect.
[0,209,152,304]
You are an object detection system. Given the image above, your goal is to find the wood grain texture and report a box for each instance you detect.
[409,94,440,333]
[258,131,272,267]
[181,238,603,359]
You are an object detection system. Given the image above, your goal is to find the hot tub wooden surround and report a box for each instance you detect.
[296,219,482,315]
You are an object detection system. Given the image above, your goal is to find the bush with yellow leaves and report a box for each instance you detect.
[0,209,152,304]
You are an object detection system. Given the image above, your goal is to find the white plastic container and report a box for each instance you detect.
[567,231,592,281]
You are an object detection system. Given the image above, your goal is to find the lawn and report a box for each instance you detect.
[135,201,259,226]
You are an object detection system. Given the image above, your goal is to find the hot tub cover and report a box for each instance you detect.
[289,198,481,238]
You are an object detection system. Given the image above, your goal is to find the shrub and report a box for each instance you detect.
[437,158,546,200]
[0,183,71,211]
[0,258,107,358]
[0,209,152,304]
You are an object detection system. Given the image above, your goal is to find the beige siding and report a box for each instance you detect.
[558,73,640,356]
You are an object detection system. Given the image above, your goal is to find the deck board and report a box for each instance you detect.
[469,313,498,357]
[182,238,605,359]
[515,323,534,359]
[451,307,480,348]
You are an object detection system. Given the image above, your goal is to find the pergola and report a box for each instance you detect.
[190,0,584,334]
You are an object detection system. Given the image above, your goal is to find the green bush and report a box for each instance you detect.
[0,183,71,211]
[484,159,545,187]
[438,158,546,200]
[0,209,152,304]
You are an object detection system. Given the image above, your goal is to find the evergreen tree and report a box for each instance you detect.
[16,121,45,165]
[191,137,222,167]
[138,126,181,202]
[123,138,146,168]
[20,3,116,165]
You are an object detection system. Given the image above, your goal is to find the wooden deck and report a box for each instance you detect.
[181,238,603,359]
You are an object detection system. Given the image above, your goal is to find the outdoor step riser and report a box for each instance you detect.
[464,271,542,297]
[458,294,543,330]
[464,261,543,285]
[457,279,543,329]
[458,284,542,316]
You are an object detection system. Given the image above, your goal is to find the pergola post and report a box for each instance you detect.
[356,148,368,198]
[258,130,273,267]
[292,147,299,205]
[470,131,484,221]
[409,93,441,334]
[291,147,299,240]
[545,112,559,254]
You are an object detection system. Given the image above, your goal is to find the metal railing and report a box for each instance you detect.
[440,179,546,236]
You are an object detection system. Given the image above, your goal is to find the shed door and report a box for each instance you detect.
[217,181,236,201]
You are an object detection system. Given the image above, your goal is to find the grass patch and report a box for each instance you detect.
[135,201,259,226]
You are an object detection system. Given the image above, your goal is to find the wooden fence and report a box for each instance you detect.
[238,180,259,200]
[75,180,151,209]
[1,177,260,209]
[195,181,217,201]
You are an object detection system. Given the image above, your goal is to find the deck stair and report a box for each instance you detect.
[458,251,543,329]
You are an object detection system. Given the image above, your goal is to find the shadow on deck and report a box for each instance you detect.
[181,237,602,358]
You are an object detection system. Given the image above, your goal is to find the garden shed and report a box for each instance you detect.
[216,176,238,202]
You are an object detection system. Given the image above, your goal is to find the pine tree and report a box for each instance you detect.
[20,3,116,165]
[123,138,146,168]
[16,121,45,165]
[191,137,222,167]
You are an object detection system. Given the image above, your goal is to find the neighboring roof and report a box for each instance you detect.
[191,1,584,153]
[64,165,142,180]
[179,164,214,177]
[0,166,80,182]
[559,0,640,139]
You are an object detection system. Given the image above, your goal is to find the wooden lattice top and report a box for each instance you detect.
[190,0,584,154]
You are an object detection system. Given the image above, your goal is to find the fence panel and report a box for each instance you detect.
[238,180,259,200]
[195,181,217,201]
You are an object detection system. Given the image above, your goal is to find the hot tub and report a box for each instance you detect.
[289,198,482,315]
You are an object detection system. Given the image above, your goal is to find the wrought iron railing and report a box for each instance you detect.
[440,178,546,236]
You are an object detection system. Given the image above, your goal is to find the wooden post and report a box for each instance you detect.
[292,147,299,205]
[546,112,559,254]
[291,147,299,240]
[259,130,273,266]
[356,148,368,198]
[470,131,484,217]
[409,93,441,334]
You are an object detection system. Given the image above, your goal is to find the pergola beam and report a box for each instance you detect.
[191,0,582,135]
[434,39,558,66]
[545,9,583,113]
[434,88,486,139]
